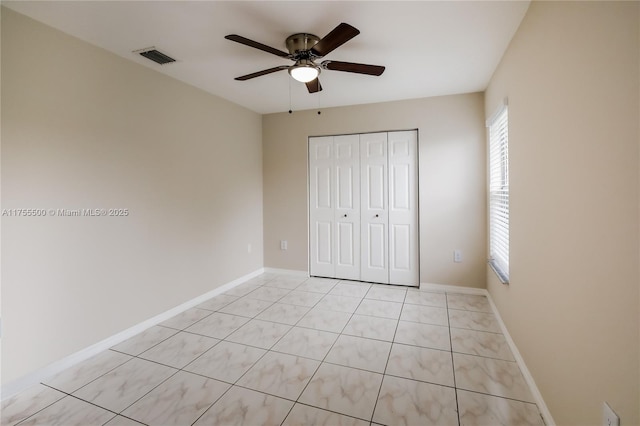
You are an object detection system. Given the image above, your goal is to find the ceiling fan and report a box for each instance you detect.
[225,23,385,93]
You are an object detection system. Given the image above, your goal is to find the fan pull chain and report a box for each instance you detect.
[317,86,321,115]
[288,77,293,114]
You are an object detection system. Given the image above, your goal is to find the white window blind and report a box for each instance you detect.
[488,105,509,283]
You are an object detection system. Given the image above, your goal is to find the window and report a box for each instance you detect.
[488,103,509,283]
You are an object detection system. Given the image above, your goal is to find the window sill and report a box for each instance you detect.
[488,259,509,284]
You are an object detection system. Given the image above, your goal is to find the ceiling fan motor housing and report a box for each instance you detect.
[285,33,320,58]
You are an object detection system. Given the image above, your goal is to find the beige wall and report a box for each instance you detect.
[263,93,487,288]
[1,8,264,384]
[485,1,639,424]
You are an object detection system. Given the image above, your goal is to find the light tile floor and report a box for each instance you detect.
[2,273,546,426]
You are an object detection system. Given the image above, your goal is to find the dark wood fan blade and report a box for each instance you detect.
[225,34,290,58]
[310,23,360,57]
[323,60,385,76]
[235,66,289,81]
[306,78,322,93]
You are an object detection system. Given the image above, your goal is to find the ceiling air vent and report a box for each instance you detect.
[135,47,176,65]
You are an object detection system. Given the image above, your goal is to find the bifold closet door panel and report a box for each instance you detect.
[334,135,361,280]
[309,136,335,278]
[360,132,389,284]
[388,131,419,286]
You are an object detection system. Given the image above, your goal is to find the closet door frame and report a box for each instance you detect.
[308,130,420,287]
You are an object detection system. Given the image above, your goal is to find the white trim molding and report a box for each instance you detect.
[485,292,556,426]
[1,267,265,401]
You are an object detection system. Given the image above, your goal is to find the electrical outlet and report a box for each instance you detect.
[603,402,620,426]
[247,243,252,254]
[280,240,288,250]
[454,249,462,263]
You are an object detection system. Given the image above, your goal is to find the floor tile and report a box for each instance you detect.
[224,283,261,297]
[299,363,383,421]
[329,282,370,298]
[219,298,273,318]
[246,286,291,302]
[355,299,403,319]
[242,276,272,286]
[449,309,502,333]
[237,352,320,400]
[385,343,454,386]
[17,396,115,426]
[342,314,398,341]
[451,328,515,361]
[6,287,544,426]
[264,275,308,290]
[193,386,293,426]
[453,353,535,402]
[111,326,178,356]
[73,358,176,413]
[185,312,250,339]
[184,341,266,383]
[159,307,212,330]
[400,304,449,326]
[272,327,339,360]
[447,293,493,313]
[43,350,132,394]
[457,390,544,426]
[405,290,447,307]
[255,303,310,325]
[372,375,458,426]
[226,319,292,349]
[103,415,145,425]
[296,277,339,293]
[196,294,239,311]
[297,307,352,333]
[325,335,392,373]
[276,290,325,307]
[1,384,65,426]
[394,321,451,351]
[282,403,369,426]
[139,331,219,369]
[122,371,230,425]
[315,294,362,313]
[365,285,407,302]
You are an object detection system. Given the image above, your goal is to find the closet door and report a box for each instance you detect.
[334,135,361,280]
[360,133,389,284]
[309,137,335,278]
[388,131,419,286]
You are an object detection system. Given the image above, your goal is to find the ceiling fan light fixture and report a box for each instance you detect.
[289,61,320,83]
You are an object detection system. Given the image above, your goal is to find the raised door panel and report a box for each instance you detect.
[334,135,360,280]
[388,131,419,286]
[360,132,388,284]
[309,136,335,278]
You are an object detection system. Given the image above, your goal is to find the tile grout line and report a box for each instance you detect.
[13,276,524,426]
[280,280,378,424]
[445,292,462,426]
[367,287,408,425]
[188,275,304,426]
[276,276,342,426]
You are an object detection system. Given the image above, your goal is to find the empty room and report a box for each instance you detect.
[1,1,639,425]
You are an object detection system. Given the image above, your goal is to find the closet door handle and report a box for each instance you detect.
[343,214,348,218]
[375,214,379,218]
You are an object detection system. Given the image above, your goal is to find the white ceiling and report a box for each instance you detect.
[4,1,530,114]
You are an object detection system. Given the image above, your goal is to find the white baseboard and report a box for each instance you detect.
[419,282,487,295]
[3,269,555,426]
[484,293,555,426]
[1,267,264,401]
[420,281,554,425]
